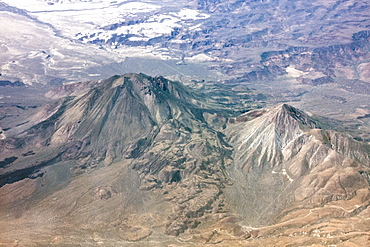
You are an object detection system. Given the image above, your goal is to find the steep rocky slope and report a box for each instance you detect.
[225,104,370,226]
[0,73,234,240]
[0,74,369,246]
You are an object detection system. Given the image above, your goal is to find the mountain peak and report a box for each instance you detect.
[0,73,232,237]
[226,104,321,173]
[45,73,172,100]
[270,103,318,129]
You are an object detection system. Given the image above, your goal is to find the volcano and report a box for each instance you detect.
[0,74,369,246]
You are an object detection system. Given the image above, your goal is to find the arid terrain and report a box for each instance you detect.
[0,0,370,246]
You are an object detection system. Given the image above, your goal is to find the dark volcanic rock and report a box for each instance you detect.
[0,80,24,87]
